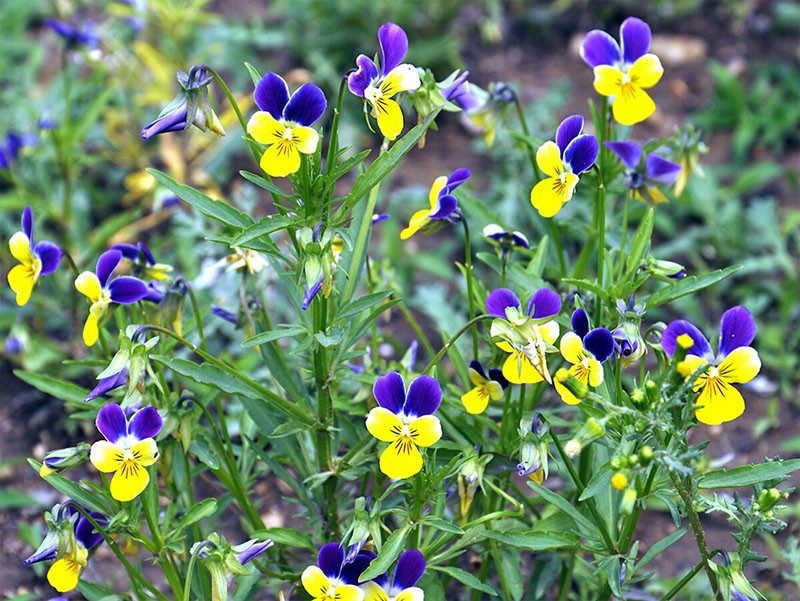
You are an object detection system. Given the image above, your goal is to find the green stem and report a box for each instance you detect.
[184,279,207,352]
[421,314,494,375]
[142,471,185,599]
[208,68,248,138]
[395,297,437,361]
[593,165,607,325]
[461,217,479,358]
[616,194,631,282]
[661,558,706,601]
[183,541,213,601]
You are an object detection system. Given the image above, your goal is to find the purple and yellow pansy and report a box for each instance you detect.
[7,206,61,306]
[301,543,369,601]
[554,309,614,405]
[246,72,327,178]
[400,168,471,239]
[461,360,509,414]
[363,549,427,601]
[605,140,682,204]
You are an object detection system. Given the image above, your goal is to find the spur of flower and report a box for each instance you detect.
[605,140,681,204]
[554,309,614,405]
[90,403,163,501]
[461,360,509,414]
[363,549,426,601]
[347,22,421,141]
[580,17,664,125]
[246,72,326,178]
[366,372,442,479]
[75,249,150,346]
[486,287,561,384]
[661,306,761,425]
[400,168,471,239]
[301,542,371,601]
[530,115,598,218]
[8,206,61,305]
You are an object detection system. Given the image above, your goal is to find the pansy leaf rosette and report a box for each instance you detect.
[90,403,163,502]
[348,22,421,141]
[580,17,664,125]
[246,72,327,178]
[530,115,599,218]
[554,309,615,405]
[363,549,427,601]
[661,306,761,425]
[8,206,61,306]
[400,168,471,239]
[487,287,562,385]
[366,373,442,480]
[301,542,371,601]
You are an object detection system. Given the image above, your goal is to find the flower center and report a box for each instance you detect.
[364,85,381,103]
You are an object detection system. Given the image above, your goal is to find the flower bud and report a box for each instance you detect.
[564,439,582,458]
[555,368,588,400]
[620,487,637,515]
[611,472,628,490]
[39,443,91,477]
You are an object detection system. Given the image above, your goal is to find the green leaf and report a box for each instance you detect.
[253,527,316,551]
[189,436,220,470]
[335,290,394,322]
[0,489,45,509]
[177,498,217,529]
[432,566,498,596]
[422,516,464,535]
[242,325,308,347]
[244,62,262,87]
[231,215,296,247]
[359,526,410,581]
[697,459,800,489]
[645,265,741,309]
[239,170,291,197]
[29,460,114,515]
[148,169,253,229]
[579,464,613,502]
[527,481,599,537]
[625,208,654,280]
[483,530,579,550]
[13,370,87,403]
[632,526,688,573]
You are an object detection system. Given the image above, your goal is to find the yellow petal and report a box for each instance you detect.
[382,64,421,96]
[585,357,604,388]
[363,582,390,601]
[501,349,544,385]
[110,460,150,502]
[559,332,585,365]
[9,231,33,264]
[612,84,656,126]
[395,588,425,601]
[539,321,560,344]
[247,111,285,145]
[290,125,320,155]
[428,175,448,209]
[554,378,581,406]
[8,263,37,306]
[400,208,432,240]
[677,354,708,389]
[75,272,103,302]
[531,173,579,218]
[629,54,664,89]
[372,97,404,141]
[535,141,564,178]
[90,440,125,473]
[409,415,442,447]
[694,378,745,425]
[461,387,490,414]
[260,139,301,178]
[333,584,365,601]
[366,407,403,443]
[718,347,761,384]
[83,312,100,347]
[131,438,159,467]
[301,565,330,598]
[379,437,423,479]
[47,557,84,593]
[593,65,624,97]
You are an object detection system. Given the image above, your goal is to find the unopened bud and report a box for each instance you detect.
[620,488,637,515]
[564,439,582,458]
[611,472,628,491]
[555,368,588,400]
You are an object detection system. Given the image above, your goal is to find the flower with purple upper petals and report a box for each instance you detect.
[443,73,515,146]
[580,17,664,125]
[348,23,421,141]
[0,131,37,170]
[363,549,426,601]
[302,542,368,601]
[530,115,599,218]
[8,206,62,306]
[400,168,471,239]
[89,403,162,501]
[246,72,326,178]
[112,241,173,282]
[43,18,99,49]
[74,250,150,346]
[487,287,562,384]
[605,140,681,204]
[366,373,442,479]
[662,306,761,425]
[461,360,509,414]
[554,309,614,405]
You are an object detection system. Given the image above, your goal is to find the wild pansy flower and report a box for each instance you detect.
[75,250,150,346]
[192,533,274,601]
[298,225,338,310]
[461,360,509,414]
[366,372,442,479]
[301,542,369,601]
[89,403,163,501]
[348,23,421,141]
[246,72,326,178]
[554,309,614,405]
[486,287,561,384]
[0,131,36,170]
[39,443,90,477]
[662,306,761,425]
[611,296,646,366]
[363,549,426,601]
[517,413,549,484]
[605,141,681,204]
[400,168,471,240]
[8,206,62,305]
[112,242,173,282]
[482,224,530,254]
[580,17,664,125]
[442,72,515,146]
[142,65,225,140]
[530,115,598,218]
[44,18,99,50]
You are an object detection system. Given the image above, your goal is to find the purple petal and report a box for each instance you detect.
[34,241,62,275]
[142,282,165,304]
[373,372,406,413]
[444,168,472,192]
[718,306,756,357]
[108,276,149,304]
[584,328,614,362]
[580,30,621,67]
[318,542,344,578]
[620,17,651,64]
[646,154,682,185]
[571,309,590,338]
[488,368,509,388]
[23,543,58,565]
[564,135,599,175]
[555,115,584,154]
[141,106,189,140]
[128,406,163,440]
[469,360,487,379]
[486,288,520,317]
[138,243,156,265]
[111,243,139,260]
[428,194,458,220]
[661,320,712,360]
[85,368,129,402]
[236,540,274,565]
[527,288,561,319]
[403,375,442,417]
[302,277,324,311]
[347,55,379,97]
[340,550,375,584]
[512,232,530,249]
[254,72,290,118]
[75,512,106,550]
[605,141,643,170]
[22,206,33,241]
[96,403,128,443]
[377,22,408,74]
[96,250,123,288]
[283,83,327,126]
[211,304,238,324]
[393,549,426,589]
